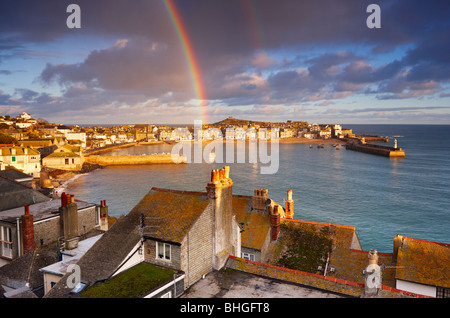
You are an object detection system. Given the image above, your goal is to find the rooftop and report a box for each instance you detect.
[39,234,103,277]
[0,146,40,156]
[396,236,450,288]
[0,175,51,211]
[233,195,271,251]
[182,268,346,298]
[0,198,96,223]
[80,262,180,298]
[141,188,210,244]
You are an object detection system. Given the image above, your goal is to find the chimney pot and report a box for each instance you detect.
[213,169,219,182]
[285,190,294,220]
[24,204,30,215]
[287,190,293,201]
[61,192,67,207]
[224,166,230,178]
[368,249,378,265]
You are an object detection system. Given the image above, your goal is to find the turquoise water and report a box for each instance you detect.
[63,125,450,252]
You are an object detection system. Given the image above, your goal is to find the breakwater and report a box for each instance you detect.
[345,142,405,158]
[84,154,186,165]
[84,142,138,156]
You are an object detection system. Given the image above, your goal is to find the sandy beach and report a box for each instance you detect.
[192,137,346,145]
[277,137,346,144]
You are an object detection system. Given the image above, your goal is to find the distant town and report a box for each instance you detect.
[1,112,406,184]
[1,112,359,175]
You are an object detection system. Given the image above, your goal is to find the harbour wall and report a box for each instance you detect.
[84,142,138,156]
[84,154,186,165]
[345,142,405,158]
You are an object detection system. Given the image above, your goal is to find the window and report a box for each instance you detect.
[1,226,13,258]
[437,287,450,298]
[157,242,171,261]
[95,208,100,225]
[161,291,172,298]
[241,252,255,261]
[65,158,69,164]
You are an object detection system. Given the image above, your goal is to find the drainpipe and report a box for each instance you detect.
[16,217,21,257]
[324,252,330,277]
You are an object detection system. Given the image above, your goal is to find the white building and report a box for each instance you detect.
[0,146,41,177]
[65,132,87,148]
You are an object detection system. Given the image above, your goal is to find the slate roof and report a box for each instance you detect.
[0,244,60,297]
[232,195,271,251]
[0,167,33,181]
[0,146,40,156]
[19,139,54,147]
[140,188,210,244]
[264,218,401,288]
[0,197,95,223]
[44,151,80,159]
[395,236,450,288]
[0,175,51,211]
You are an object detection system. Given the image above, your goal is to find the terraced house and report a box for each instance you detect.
[0,146,41,178]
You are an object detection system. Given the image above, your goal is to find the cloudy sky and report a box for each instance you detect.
[1,0,450,125]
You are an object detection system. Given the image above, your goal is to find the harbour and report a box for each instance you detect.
[345,139,405,158]
[61,125,450,253]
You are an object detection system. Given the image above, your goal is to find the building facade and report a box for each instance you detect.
[0,146,41,177]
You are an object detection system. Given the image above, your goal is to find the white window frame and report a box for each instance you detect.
[160,291,172,298]
[1,226,13,258]
[156,242,171,261]
[241,252,255,261]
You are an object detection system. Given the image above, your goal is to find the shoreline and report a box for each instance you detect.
[43,163,105,195]
[170,137,346,145]
[52,138,344,192]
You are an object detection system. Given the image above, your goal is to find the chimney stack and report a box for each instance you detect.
[99,200,109,231]
[393,235,403,260]
[252,188,269,211]
[285,190,294,219]
[59,193,79,250]
[364,249,381,296]
[270,204,281,241]
[206,166,239,270]
[21,204,35,254]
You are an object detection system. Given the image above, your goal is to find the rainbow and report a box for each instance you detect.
[162,0,209,124]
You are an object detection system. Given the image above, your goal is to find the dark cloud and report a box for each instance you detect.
[1,0,449,123]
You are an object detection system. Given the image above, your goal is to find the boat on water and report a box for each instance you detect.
[317,144,324,148]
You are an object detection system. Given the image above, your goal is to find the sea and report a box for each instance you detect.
[61,124,450,253]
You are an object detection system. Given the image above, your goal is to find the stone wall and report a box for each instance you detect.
[84,154,186,165]
[181,203,214,288]
[144,240,182,271]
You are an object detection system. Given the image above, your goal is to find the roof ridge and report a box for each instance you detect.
[284,218,356,230]
[401,235,450,247]
[150,187,207,196]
